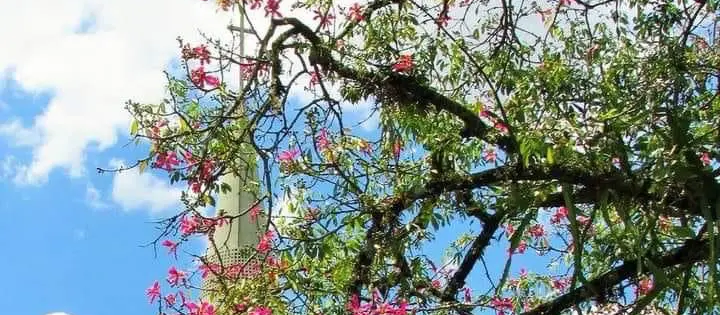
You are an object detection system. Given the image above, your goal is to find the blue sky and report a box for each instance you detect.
[0,1,562,315]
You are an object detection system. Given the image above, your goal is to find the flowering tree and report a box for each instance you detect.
[121,0,720,314]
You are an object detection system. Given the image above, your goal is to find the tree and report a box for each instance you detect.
[122,0,720,314]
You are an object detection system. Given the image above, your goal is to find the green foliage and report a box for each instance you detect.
[125,0,720,314]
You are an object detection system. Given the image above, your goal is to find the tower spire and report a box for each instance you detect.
[202,3,264,298]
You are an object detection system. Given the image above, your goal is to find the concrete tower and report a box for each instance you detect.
[201,4,264,298]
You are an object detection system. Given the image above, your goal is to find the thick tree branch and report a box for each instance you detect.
[441,212,504,302]
[520,237,713,315]
[270,18,519,151]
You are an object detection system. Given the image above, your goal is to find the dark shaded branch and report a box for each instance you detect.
[441,212,504,301]
[520,237,713,315]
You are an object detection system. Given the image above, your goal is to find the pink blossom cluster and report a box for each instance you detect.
[346,293,409,315]
[347,3,364,22]
[392,54,414,73]
[278,147,300,167]
[181,44,220,89]
[635,277,654,297]
[147,280,218,315]
[256,230,274,253]
[150,150,216,193]
[551,277,570,292]
[313,9,336,30]
[188,158,216,193]
[179,213,228,236]
[478,109,509,134]
[149,119,169,138]
[490,296,514,315]
[245,0,282,17]
[239,60,269,80]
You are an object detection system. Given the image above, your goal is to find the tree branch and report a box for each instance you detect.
[520,237,713,315]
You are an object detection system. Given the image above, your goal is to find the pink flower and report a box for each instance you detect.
[149,119,168,138]
[192,45,211,65]
[576,215,591,228]
[550,206,568,224]
[146,281,161,304]
[249,204,262,223]
[393,140,403,159]
[483,149,497,163]
[239,60,269,79]
[190,66,220,89]
[436,12,450,27]
[391,300,409,315]
[494,122,509,134]
[317,128,331,151]
[186,301,216,315]
[504,223,515,238]
[490,297,514,315]
[519,268,528,278]
[256,230,274,253]
[636,277,653,296]
[309,71,321,87]
[164,293,177,306]
[189,180,202,193]
[528,224,545,239]
[154,151,180,171]
[249,0,262,9]
[166,266,186,287]
[183,151,198,165]
[509,240,527,255]
[235,303,248,313]
[250,306,272,315]
[551,277,570,292]
[348,3,364,22]
[198,263,220,279]
[392,54,414,73]
[180,215,200,236]
[162,239,178,258]
[313,9,335,29]
[701,152,712,166]
[197,301,216,315]
[264,0,282,18]
[479,110,492,119]
[431,279,442,289]
[463,287,472,303]
[278,147,300,164]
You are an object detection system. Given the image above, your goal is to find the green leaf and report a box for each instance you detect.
[130,119,139,136]
[547,146,555,165]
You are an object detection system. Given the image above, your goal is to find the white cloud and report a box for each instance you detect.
[0,0,234,185]
[0,155,16,181]
[109,159,182,214]
[46,312,72,315]
[0,119,41,147]
[85,182,110,209]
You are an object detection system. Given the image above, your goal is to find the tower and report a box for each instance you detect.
[201,3,264,299]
